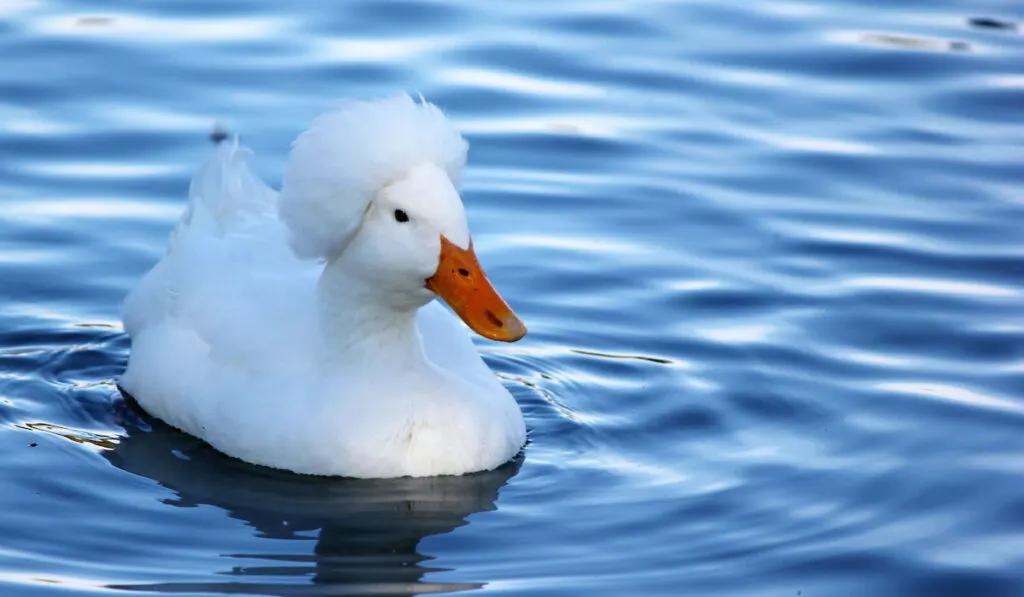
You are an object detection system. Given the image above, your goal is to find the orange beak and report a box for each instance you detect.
[425,236,526,342]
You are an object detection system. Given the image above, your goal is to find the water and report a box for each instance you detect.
[1,1,1022,595]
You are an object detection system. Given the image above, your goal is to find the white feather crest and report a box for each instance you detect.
[277,93,469,260]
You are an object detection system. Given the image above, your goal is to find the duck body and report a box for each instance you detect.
[120,95,526,478]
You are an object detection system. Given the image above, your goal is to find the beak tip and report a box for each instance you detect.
[509,319,527,342]
[496,316,527,343]
[477,314,526,343]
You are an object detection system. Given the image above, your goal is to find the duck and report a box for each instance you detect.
[119,93,528,478]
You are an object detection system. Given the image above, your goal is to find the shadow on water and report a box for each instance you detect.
[103,396,522,596]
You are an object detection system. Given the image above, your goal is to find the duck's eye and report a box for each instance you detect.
[394,209,409,223]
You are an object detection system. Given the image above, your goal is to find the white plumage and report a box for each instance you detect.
[120,94,527,478]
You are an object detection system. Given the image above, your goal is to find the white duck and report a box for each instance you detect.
[120,94,527,478]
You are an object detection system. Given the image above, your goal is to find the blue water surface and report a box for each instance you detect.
[1,1,1023,595]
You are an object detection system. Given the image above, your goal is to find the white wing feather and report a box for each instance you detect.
[122,142,319,377]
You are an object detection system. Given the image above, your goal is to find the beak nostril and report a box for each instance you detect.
[485,310,504,328]
[458,268,470,278]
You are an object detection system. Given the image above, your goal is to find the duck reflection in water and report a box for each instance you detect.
[104,395,522,596]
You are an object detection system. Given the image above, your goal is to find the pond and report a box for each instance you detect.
[0,1,1022,595]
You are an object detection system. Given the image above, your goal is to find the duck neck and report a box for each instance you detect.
[316,258,427,369]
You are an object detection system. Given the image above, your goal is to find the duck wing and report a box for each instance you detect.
[122,141,318,375]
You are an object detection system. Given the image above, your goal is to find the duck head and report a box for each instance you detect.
[277,93,525,342]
